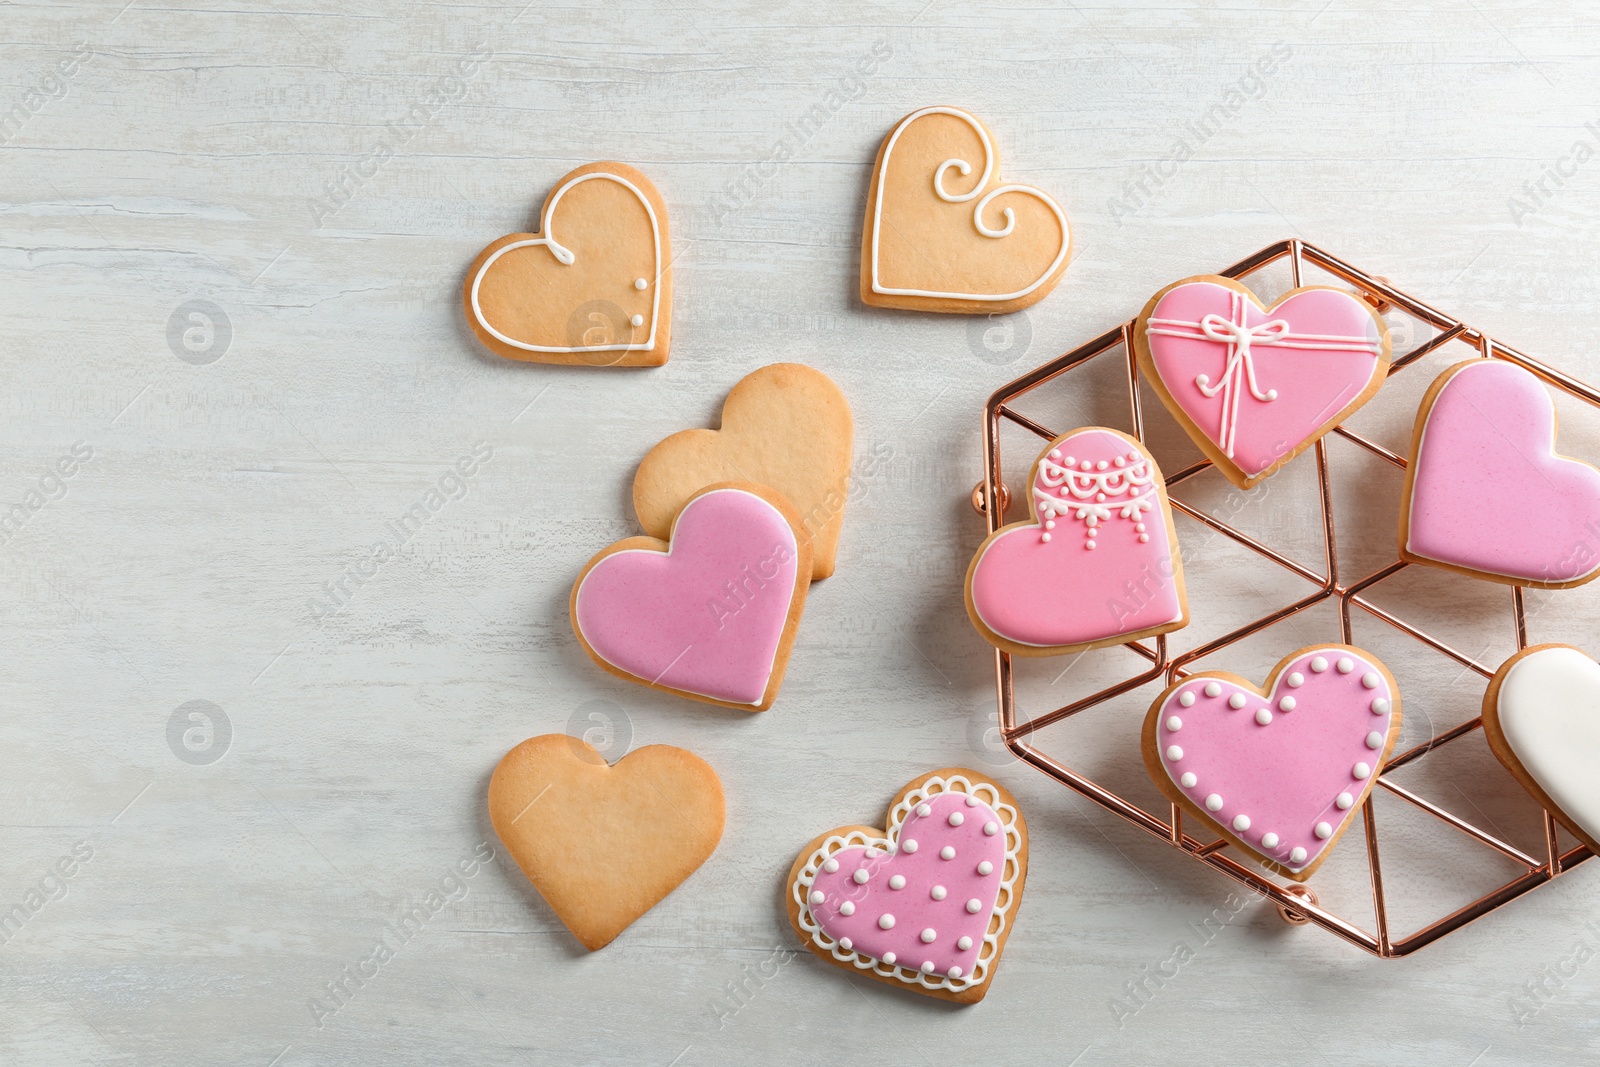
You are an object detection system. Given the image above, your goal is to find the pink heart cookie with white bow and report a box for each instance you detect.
[1401,359,1600,588]
[1142,645,1401,881]
[965,428,1187,656]
[570,483,810,711]
[786,769,1028,1004]
[1135,275,1391,488]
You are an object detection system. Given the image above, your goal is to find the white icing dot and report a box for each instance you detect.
[1203,682,1222,698]
[965,795,981,807]
[1287,672,1304,688]
[629,314,644,327]
[839,901,855,916]
[1336,657,1354,674]
[1279,696,1296,712]
[878,914,895,930]
[839,937,852,950]
[1097,460,1108,471]
[1135,522,1146,532]
[1256,708,1273,726]
[1289,847,1307,864]
[1314,822,1333,840]
[948,812,965,827]
[1166,716,1183,732]
[888,875,905,890]
[1361,672,1381,690]
[1049,450,1061,460]
[949,965,963,979]
[1044,520,1056,531]
[883,952,896,965]
[983,821,999,836]
[1262,832,1280,849]
[1366,731,1384,749]
[1205,793,1224,811]
[920,961,935,974]
[1233,814,1251,832]
[966,899,983,914]
[1311,656,1329,673]
[1336,792,1353,810]
[1228,693,1247,710]
[977,861,994,876]
[1166,745,1184,761]
[853,869,869,885]
[920,928,937,944]
[810,891,824,904]
[1371,698,1391,715]
[1178,691,1197,708]
[1041,533,1052,543]
[1139,534,1150,543]
[865,847,882,859]
[1180,772,1197,788]
[931,886,947,901]
[823,858,839,873]
[1354,762,1372,780]
[940,846,956,860]
[634,277,648,290]
[916,804,931,818]
[957,936,973,950]
[1085,540,1096,550]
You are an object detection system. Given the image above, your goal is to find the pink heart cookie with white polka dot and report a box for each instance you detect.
[1141,645,1401,881]
[785,769,1028,1004]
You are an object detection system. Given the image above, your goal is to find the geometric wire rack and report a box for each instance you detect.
[975,238,1596,958]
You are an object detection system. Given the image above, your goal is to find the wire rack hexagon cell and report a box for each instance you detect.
[975,239,1595,958]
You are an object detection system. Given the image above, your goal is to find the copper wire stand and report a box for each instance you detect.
[975,239,1596,958]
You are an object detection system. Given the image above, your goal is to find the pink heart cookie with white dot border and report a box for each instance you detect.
[785,769,1028,1004]
[1141,644,1401,881]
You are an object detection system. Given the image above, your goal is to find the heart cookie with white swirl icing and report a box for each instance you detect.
[860,106,1070,314]
[786,768,1028,1004]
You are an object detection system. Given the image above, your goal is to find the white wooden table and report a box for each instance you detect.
[5,1,1600,1063]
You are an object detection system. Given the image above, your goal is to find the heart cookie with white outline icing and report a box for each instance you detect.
[860,106,1070,314]
[464,161,672,367]
[1142,644,1401,881]
[1484,644,1600,853]
[786,768,1028,1004]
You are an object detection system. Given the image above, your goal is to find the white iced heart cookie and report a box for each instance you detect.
[860,106,1070,314]
[1484,644,1600,852]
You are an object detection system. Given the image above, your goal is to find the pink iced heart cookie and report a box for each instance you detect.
[965,428,1187,655]
[1142,645,1401,881]
[1401,359,1600,588]
[570,483,810,711]
[786,770,1028,1004]
[1135,276,1390,488]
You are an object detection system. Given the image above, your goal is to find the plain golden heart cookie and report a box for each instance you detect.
[464,161,672,367]
[488,735,724,950]
[860,106,1070,314]
[633,364,853,581]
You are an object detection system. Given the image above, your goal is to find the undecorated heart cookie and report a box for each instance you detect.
[464,161,672,367]
[633,363,853,581]
[1142,645,1400,880]
[1134,275,1390,488]
[488,734,724,950]
[1401,359,1600,588]
[861,106,1070,314]
[572,483,811,710]
[1483,644,1600,853]
[786,769,1027,1004]
[966,427,1187,656]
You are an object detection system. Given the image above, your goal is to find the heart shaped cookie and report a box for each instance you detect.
[1484,644,1600,852]
[1142,645,1400,880]
[488,734,725,950]
[464,161,671,367]
[966,427,1187,656]
[572,483,810,710]
[633,364,853,581]
[1401,359,1600,587]
[861,106,1070,314]
[786,769,1027,1004]
[1134,276,1390,488]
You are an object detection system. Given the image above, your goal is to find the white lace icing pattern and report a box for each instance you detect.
[1033,447,1156,551]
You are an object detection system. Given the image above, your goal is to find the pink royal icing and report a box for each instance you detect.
[1156,648,1395,873]
[969,430,1182,648]
[1144,281,1385,479]
[1406,360,1600,585]
[573,488,799,705]
[806,790,1007,981]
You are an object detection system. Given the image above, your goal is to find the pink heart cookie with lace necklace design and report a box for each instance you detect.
[1135,276,1391,489]
[965,428,1187,656]
[786,769,1028,1004]
[1142,645,1401,881]
[1401,359,1600,588]
[570,483,810,711]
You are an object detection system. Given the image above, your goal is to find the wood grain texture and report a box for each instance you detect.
[6,1,1600,1064]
